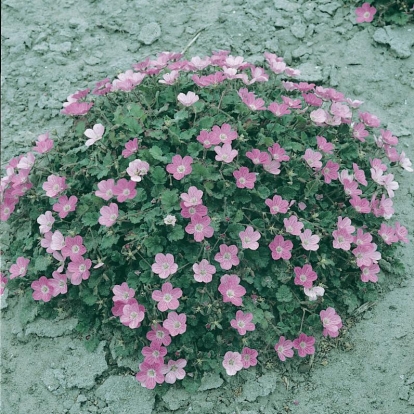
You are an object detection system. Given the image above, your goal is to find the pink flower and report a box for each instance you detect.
[112,70,145,92]
[332,228,354,250]
[166,155,193,180]
[274,336,294,361]
[398,151,413,172]
[249,66,269,84]
[394,222,409,243]
[9,257,30,279]
[159,70,180,85]
[233,167,257,189]
[142,342,167,365]
[267,102,291,116]
[230,310,255,335]
[321,160,339,184]
[355,2,377,23]
[193,259,216,283]
[215,244,240,270]
[180,202,208,219]
[359,111,380,127]
[98,203,118,227]
[163,312,187,336]
[31,276,53,302]
[92,77,112,96]
[60,102,93,116]
[330,102,351,120]
[210,124,238,144]
[61,235,86,261]
[343,177,361,197]
[283,215,304,236]
[360,263,380,283]
[214,143,238,163]
[196,130,218,148]
[113,179,137,203]
[67,258,92,285]
[263,160,281,175]
[152,282,182,312]
[126,159,150,182]
[337,216,355,234]
[136,361,164,389]
[246,149,271,165]
[49,271,68,296]
[120,301,146,329]
[180,186,203,207]
[352,163,368,186]
[300,229,320,251]
[293,333,315,357]
[112,282,135,303]
[352,123,369,142]
[33,132,54,154]
[303,149,323,170]
[302,92,322,107]
[50,230,66,251]
[238,88,266,111]
[218,274,246,306]
[0,200,16,221]
[222,351,243,376]
[268,143,290,162]
[52,195,78,219]
[1,273,9,296]
[304,286,325,301]
[294,264,318,288]
[316,136,334,154]
[151,253,178,279]
[162,359,187,384]
[269,235,293,260]
[42,175,67,198]
[146,324,172,347]
[239,226,261,250]
[378,223,399,245]
[282,96,302,109]
[95,179,115,201]
[189,56,211,70]
[84,124,105,147]
[352,243,381,267]
[37,211,55,234]
[265,195,289,215]
[177,91,199,106]
[122,138,139,158]
[320,307,343,338]
[354,228,373,246]
[185,214,214,242]
[310,108,328,124]
[241,347,258,368]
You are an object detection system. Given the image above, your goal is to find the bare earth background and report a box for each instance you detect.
[1,0,414,413]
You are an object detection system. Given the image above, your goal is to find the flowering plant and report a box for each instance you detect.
[1,49,411,391]
[353,0,413,25]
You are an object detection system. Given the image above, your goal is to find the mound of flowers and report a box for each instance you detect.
[0,50,411,391]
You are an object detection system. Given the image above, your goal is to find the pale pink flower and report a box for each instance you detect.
[310,108,328,124]
[196,130,218,148]
[246,149,271,165]
[293,333,315,357]
[127,159,150,182]
[211,123,238,144]
[238,88,266,111]
[189,55,211,70]
[352,243,381,267]
[239,226,261,250]
[355,2,377,23]
[112,70,145,92]
[177,91,199,106]
[61,235,86,261]
[352,123,369,142]
[17,153,35,170]
[398,151,413,172]
[214,144,238,163]
[98,203,118,227]
[9,257,30,279]
[330,102,352,120]
[166,155,193,180]
[113,179,136,202]
[0,273,8,296]
[49,271,68,296]
[52,195,78,219]
[112,282,135,303]
[215,244,240,270]
[378,223,399,245]
[163,312,187,336]
[394,222,409,243]
[193,259,216,283]
[381,173,399,198]
[230,310,255,335]
[282,96,301,109]
[360,263,380,283]
[284,67,300,77]
[233,167,257,189]
[222,351,243,376]
[316,136,334,154]
[321,160,339,184]
[152,282,182,312]
[300,229,320,251]
[67,258,92,285]
[352,163,368,186]
[284,215,304,236]
[225,55,245,69]
[163,215,177,226]
[159,70,180,85]
[241,347,258,368]
[60,102,93,116]
[50,230,66,251]
[84,124,105,147]
[302,92,323,107]
[136,361,164,389]
[268,143,290,162]
[1,199,16,221]
[146,324,172,347]
[31,276,53,302]
[332,228,354,250]
[269,60,286,74]
[248,66,269,84]
[269,235,293,260]
[42,175,67,198]
[294,264,318,288]
[180,202,208,219]
[320,307,343,338]
[92,77,112,96]
[218,274,246,306]
[162,359,187,384]
[37,211,55,234]
[337,216,355,234]
[33,132,54,154]
[185,214,214,242]
[343,179,362,198]
[304,286,325,301]
[267,102,291,116]
[180,186,203,207]
[354,228,373,246]
[122,138,139,158]
[346,98,364,108]
[151,253,178,279]
[142,342,167,365]
[120,301,145,329]
[359,111,380,127]
[274,336,294,361]
[303,149,323,170]
[265,195,289,215]
[95,179,116,201]
[263,160,281,175]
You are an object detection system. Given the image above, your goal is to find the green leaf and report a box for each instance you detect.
[167,225,185,242]
[84,336,100,352]
[82,212,100,227]
[174,110,189,121]
[100,235,120,250]
[151,166,167,184]
[198,117,215,129]
[233,209,244,223]
[34,255,51,272]
[81,287,97,306]
[149,146,168,163]
[276,285,293,303]
[123,117,143,135]
[257,186,271,199]
[187,142,201,158]
[305,180,321,199]
[127,103,146,120]
[135,188,148,203]
[161,189,179,211]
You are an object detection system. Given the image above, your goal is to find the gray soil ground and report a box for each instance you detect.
[1,0,414,413]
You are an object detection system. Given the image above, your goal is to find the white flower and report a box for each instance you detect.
[304,286,325,301]
[164,215,177,226]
